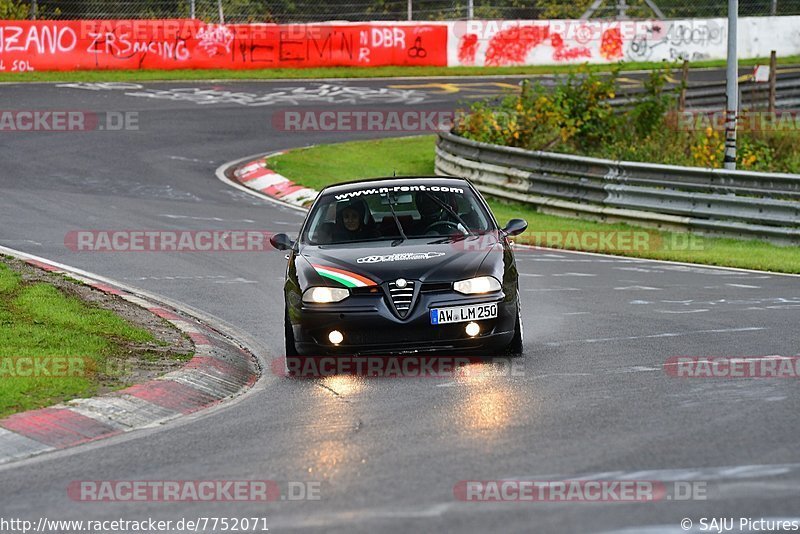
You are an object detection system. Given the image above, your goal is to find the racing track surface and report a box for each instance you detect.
[0,76,799,533]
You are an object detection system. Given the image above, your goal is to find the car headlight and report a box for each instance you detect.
[302,286,350,303]
[453,276,501,295]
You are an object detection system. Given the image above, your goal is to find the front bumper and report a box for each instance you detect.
[290,290,517,356]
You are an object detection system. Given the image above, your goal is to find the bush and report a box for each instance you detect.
[0,0,30,19]
[455,64,800,174]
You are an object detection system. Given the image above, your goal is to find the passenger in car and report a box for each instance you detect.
[333,199,377,242]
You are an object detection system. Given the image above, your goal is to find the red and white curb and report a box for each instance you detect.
[0,251,259,465]
[233,153,318,208]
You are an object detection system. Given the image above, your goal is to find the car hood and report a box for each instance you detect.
[296,235,502,288]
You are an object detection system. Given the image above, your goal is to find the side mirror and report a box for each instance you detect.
[270,233,295,251]
[502,219,528,237]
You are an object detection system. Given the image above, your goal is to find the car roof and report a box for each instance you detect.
[319,176,471,196]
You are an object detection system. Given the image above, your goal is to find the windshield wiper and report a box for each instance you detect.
[384,193,407,246]
[423,192,475,236]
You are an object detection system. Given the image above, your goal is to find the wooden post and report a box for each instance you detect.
[679,60,689,111]
[768,50,777,114]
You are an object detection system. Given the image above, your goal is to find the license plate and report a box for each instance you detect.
[430,303,498,325]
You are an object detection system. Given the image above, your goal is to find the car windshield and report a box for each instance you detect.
[301,183,494,245]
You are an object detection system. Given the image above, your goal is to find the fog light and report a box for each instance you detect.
[328,330,344,345]
[465,322,480,337]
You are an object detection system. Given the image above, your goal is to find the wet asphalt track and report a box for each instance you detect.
[0,75,799,533]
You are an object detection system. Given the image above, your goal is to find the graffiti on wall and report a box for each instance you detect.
[624,20,724,62]
[1,17,797,72]
[0,20,447,72]
[449,19,728,67]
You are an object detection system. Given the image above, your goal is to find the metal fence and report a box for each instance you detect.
[10,0,800,22]
[435,131,800,245]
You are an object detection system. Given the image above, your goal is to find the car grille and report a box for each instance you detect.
[388,280,415,318]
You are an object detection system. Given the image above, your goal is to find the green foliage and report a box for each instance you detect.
[0,0,30,19]
[628,65,676,138]
[456,67,620,152]
[456,64,800,173]
[533,0,592,19]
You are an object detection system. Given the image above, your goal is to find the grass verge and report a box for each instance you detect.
[2,56,798,83]
[0,257,192,418]
[267,135,800,274]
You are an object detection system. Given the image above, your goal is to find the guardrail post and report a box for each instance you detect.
[769,50,777,114]
[724,0,739,170]
[679,60,689,112]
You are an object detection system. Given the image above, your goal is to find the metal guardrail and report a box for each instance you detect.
[609,73,800,111]
[435,131,800,245]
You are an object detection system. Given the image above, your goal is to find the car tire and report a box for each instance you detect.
[506,303,524,356]
[285,307,298,357]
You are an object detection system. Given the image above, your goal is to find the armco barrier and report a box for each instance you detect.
[2,16,800,72]
[610,75,800,112]
[435,131,800,245]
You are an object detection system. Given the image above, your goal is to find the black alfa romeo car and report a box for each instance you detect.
[270,177,527,357]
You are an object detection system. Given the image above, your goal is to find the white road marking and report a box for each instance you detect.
[614,285,662,291]
[563,311,591,315]
[616,266,659,273]
[168,155,216,164]
[523,287,582,292]
[515,243,800,278]
[654,309,710,314]
[518,272,544,277]
[161,214,257,223]
[514,462,800,482]
[545,327,767,346]
[520,258,627,263]
[726,283,762,289]
[123,275,228,281]
[0,239,42,246]
[552,272,596,277]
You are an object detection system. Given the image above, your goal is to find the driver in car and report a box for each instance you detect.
[414,191,450,235]
[413,191,476,236]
